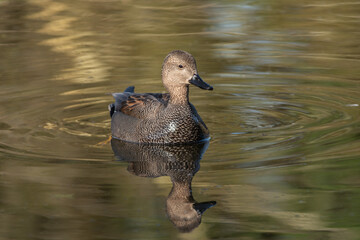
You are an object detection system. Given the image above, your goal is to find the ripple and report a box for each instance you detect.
[207,74,360,167]
[0,84,112,162]
[1,0,359,171]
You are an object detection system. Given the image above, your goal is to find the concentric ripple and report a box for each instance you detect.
[0,0,359,167]
[1,0,360,239]
[205,74,359,167]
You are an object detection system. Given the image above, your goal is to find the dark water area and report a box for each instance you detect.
[1,0,360,239]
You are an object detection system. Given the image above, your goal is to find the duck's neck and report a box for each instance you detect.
[168,85,190,105]
[168,175,194,202]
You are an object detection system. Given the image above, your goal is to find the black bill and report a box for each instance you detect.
[193,201,217,214]
[189,74,213,90]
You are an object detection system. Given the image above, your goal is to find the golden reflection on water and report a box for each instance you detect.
[0,0,360,239]
[27,0,110,83]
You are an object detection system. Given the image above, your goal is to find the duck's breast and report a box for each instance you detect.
[139,105,208,144]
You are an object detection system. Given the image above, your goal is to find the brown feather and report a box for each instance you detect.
[119,93,170,119]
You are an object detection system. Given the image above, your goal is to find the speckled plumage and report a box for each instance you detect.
[109,50,213,144]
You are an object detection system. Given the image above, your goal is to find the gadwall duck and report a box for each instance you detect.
[109,50,213,144]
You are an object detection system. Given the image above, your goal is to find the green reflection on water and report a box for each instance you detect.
[0,0,360,239]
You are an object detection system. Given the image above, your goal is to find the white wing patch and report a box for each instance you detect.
[167,122,177,132]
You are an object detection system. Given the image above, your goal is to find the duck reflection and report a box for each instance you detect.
[111,139,216,232]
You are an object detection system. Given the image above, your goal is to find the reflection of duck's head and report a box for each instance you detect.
[166,181,216,233]
[111,139,216,232]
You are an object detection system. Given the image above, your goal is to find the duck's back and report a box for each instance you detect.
[110,89,209,144]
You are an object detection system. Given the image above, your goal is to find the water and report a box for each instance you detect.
[1,0,360,239]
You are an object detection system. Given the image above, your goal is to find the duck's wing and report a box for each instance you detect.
[146,93,170,104]
[116,93,170,119]
[112,92,133,111]
[109,86,136,118]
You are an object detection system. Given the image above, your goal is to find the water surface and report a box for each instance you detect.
[0,0,360,239]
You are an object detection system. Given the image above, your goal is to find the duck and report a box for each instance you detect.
[108,50,213,144]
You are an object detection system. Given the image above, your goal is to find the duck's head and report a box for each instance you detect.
[161,50,213,91]
[166,197,216,232]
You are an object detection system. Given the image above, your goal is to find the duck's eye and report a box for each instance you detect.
[178,65,184,69]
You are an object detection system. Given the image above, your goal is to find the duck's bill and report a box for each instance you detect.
[189,74,213,90]
[193,201,217,214]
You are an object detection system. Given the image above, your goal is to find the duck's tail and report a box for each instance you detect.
[109,86,135,118]
[124,86,135,93]
[108,103,115,118]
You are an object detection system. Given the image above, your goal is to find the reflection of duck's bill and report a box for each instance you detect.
[193,201,217,214]
[189,74,213,90]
